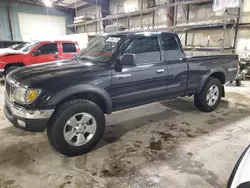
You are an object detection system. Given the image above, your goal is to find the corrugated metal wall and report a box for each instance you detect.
[0,1,11,40]
[0,1,74,41]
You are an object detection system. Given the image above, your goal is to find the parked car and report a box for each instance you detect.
[0,40,80,76]
[228,145,250,188]
[0,40,23,49]
[0,42,30,55]
[4,31,238,156]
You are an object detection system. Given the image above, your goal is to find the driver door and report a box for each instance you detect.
[29,43,61,65]
[111,35,168,110]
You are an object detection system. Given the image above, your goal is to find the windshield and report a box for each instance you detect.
[22,42,39,52]
[76,35,127,63]
[12,42,29,50]
[9,44,20,49]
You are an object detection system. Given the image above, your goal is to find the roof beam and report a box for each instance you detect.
[53,0,65,5]
[67,0,88,9]
[78,0,109,15]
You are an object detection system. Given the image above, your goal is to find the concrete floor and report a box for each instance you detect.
[0,82,250,188]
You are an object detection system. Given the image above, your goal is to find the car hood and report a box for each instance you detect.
[0,50,25,56]
[9,59,110,88]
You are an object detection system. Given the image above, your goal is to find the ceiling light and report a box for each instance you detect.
[44,0,52,7]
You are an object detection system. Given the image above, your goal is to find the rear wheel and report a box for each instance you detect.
[194,77,222,112]
[236,79,241,86]
[47,99,105,156]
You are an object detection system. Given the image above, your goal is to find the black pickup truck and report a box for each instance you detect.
[4,31,238,156]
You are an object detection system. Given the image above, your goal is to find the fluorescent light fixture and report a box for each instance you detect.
[44,0,52,7]
[74,16,84,21]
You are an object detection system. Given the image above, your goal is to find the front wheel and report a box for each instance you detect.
[47,99,105,156]
[194,77,222,112]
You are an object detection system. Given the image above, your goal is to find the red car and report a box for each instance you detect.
[0,40,80,76]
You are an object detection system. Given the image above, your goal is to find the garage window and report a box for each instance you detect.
[62,43,77,53]
[37,43,58,55]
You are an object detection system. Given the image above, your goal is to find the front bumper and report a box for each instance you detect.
[4,98,54,132]
[0,69,4,77]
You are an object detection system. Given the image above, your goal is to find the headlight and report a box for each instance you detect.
[13,87,26,103]
[13,88,41,104]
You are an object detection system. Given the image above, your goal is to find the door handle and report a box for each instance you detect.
[53,55,59,59]
[157,69,165,73]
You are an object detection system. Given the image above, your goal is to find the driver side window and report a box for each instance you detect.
[37,43,58,55]
[125,37,161,64]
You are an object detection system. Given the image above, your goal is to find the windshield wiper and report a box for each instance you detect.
[75,56,101,65]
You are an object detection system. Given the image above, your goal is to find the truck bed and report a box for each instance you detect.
[185,54,238,94]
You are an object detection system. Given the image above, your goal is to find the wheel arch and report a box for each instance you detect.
[4,62,25,70]
[46,85,113,114]
[4,62,25,74]
[196,68,226,94]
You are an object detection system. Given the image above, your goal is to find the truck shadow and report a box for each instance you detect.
[0,79,4,85]
[94,97,250,150]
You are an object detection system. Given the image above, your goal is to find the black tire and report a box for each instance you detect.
[4,66,20,76]
[236,79,241,86]
[47,99,105,156]
[194,77,222,112]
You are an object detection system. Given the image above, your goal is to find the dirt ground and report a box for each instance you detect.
[0,81,250,188]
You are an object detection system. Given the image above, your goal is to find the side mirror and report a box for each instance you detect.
[228,145,250,188]
[120,53,136,66]
[33,50,41,56]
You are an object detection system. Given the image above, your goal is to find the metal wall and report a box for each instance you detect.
[0,1,74,41]
[0,1,11,40]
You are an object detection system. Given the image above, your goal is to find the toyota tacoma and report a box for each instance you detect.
[4,31,238,156]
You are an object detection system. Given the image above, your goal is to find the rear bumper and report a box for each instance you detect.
[4,98,54,132]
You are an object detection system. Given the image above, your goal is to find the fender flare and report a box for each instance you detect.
[46,84,113,114]
[4,62,25,70]
[196,67,226,94]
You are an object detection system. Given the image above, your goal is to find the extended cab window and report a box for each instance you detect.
[125,37,161,64]
[162,34,180,61]
[62,43,77,53]
[37,43,58,55]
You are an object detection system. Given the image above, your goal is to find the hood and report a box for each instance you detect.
[0,50,25,56]
[9,59,110,88]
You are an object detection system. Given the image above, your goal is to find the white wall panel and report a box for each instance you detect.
[18,12,66,41]
[77,6,101,17]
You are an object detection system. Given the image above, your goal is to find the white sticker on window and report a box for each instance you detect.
[106,37,121,43]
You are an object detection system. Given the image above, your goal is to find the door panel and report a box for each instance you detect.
[111,61,168,110]
[61,42,78,59]
[111,35,167,110]
[166,57,188,96]
[162,34,188,97]
[29,43,60,65]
